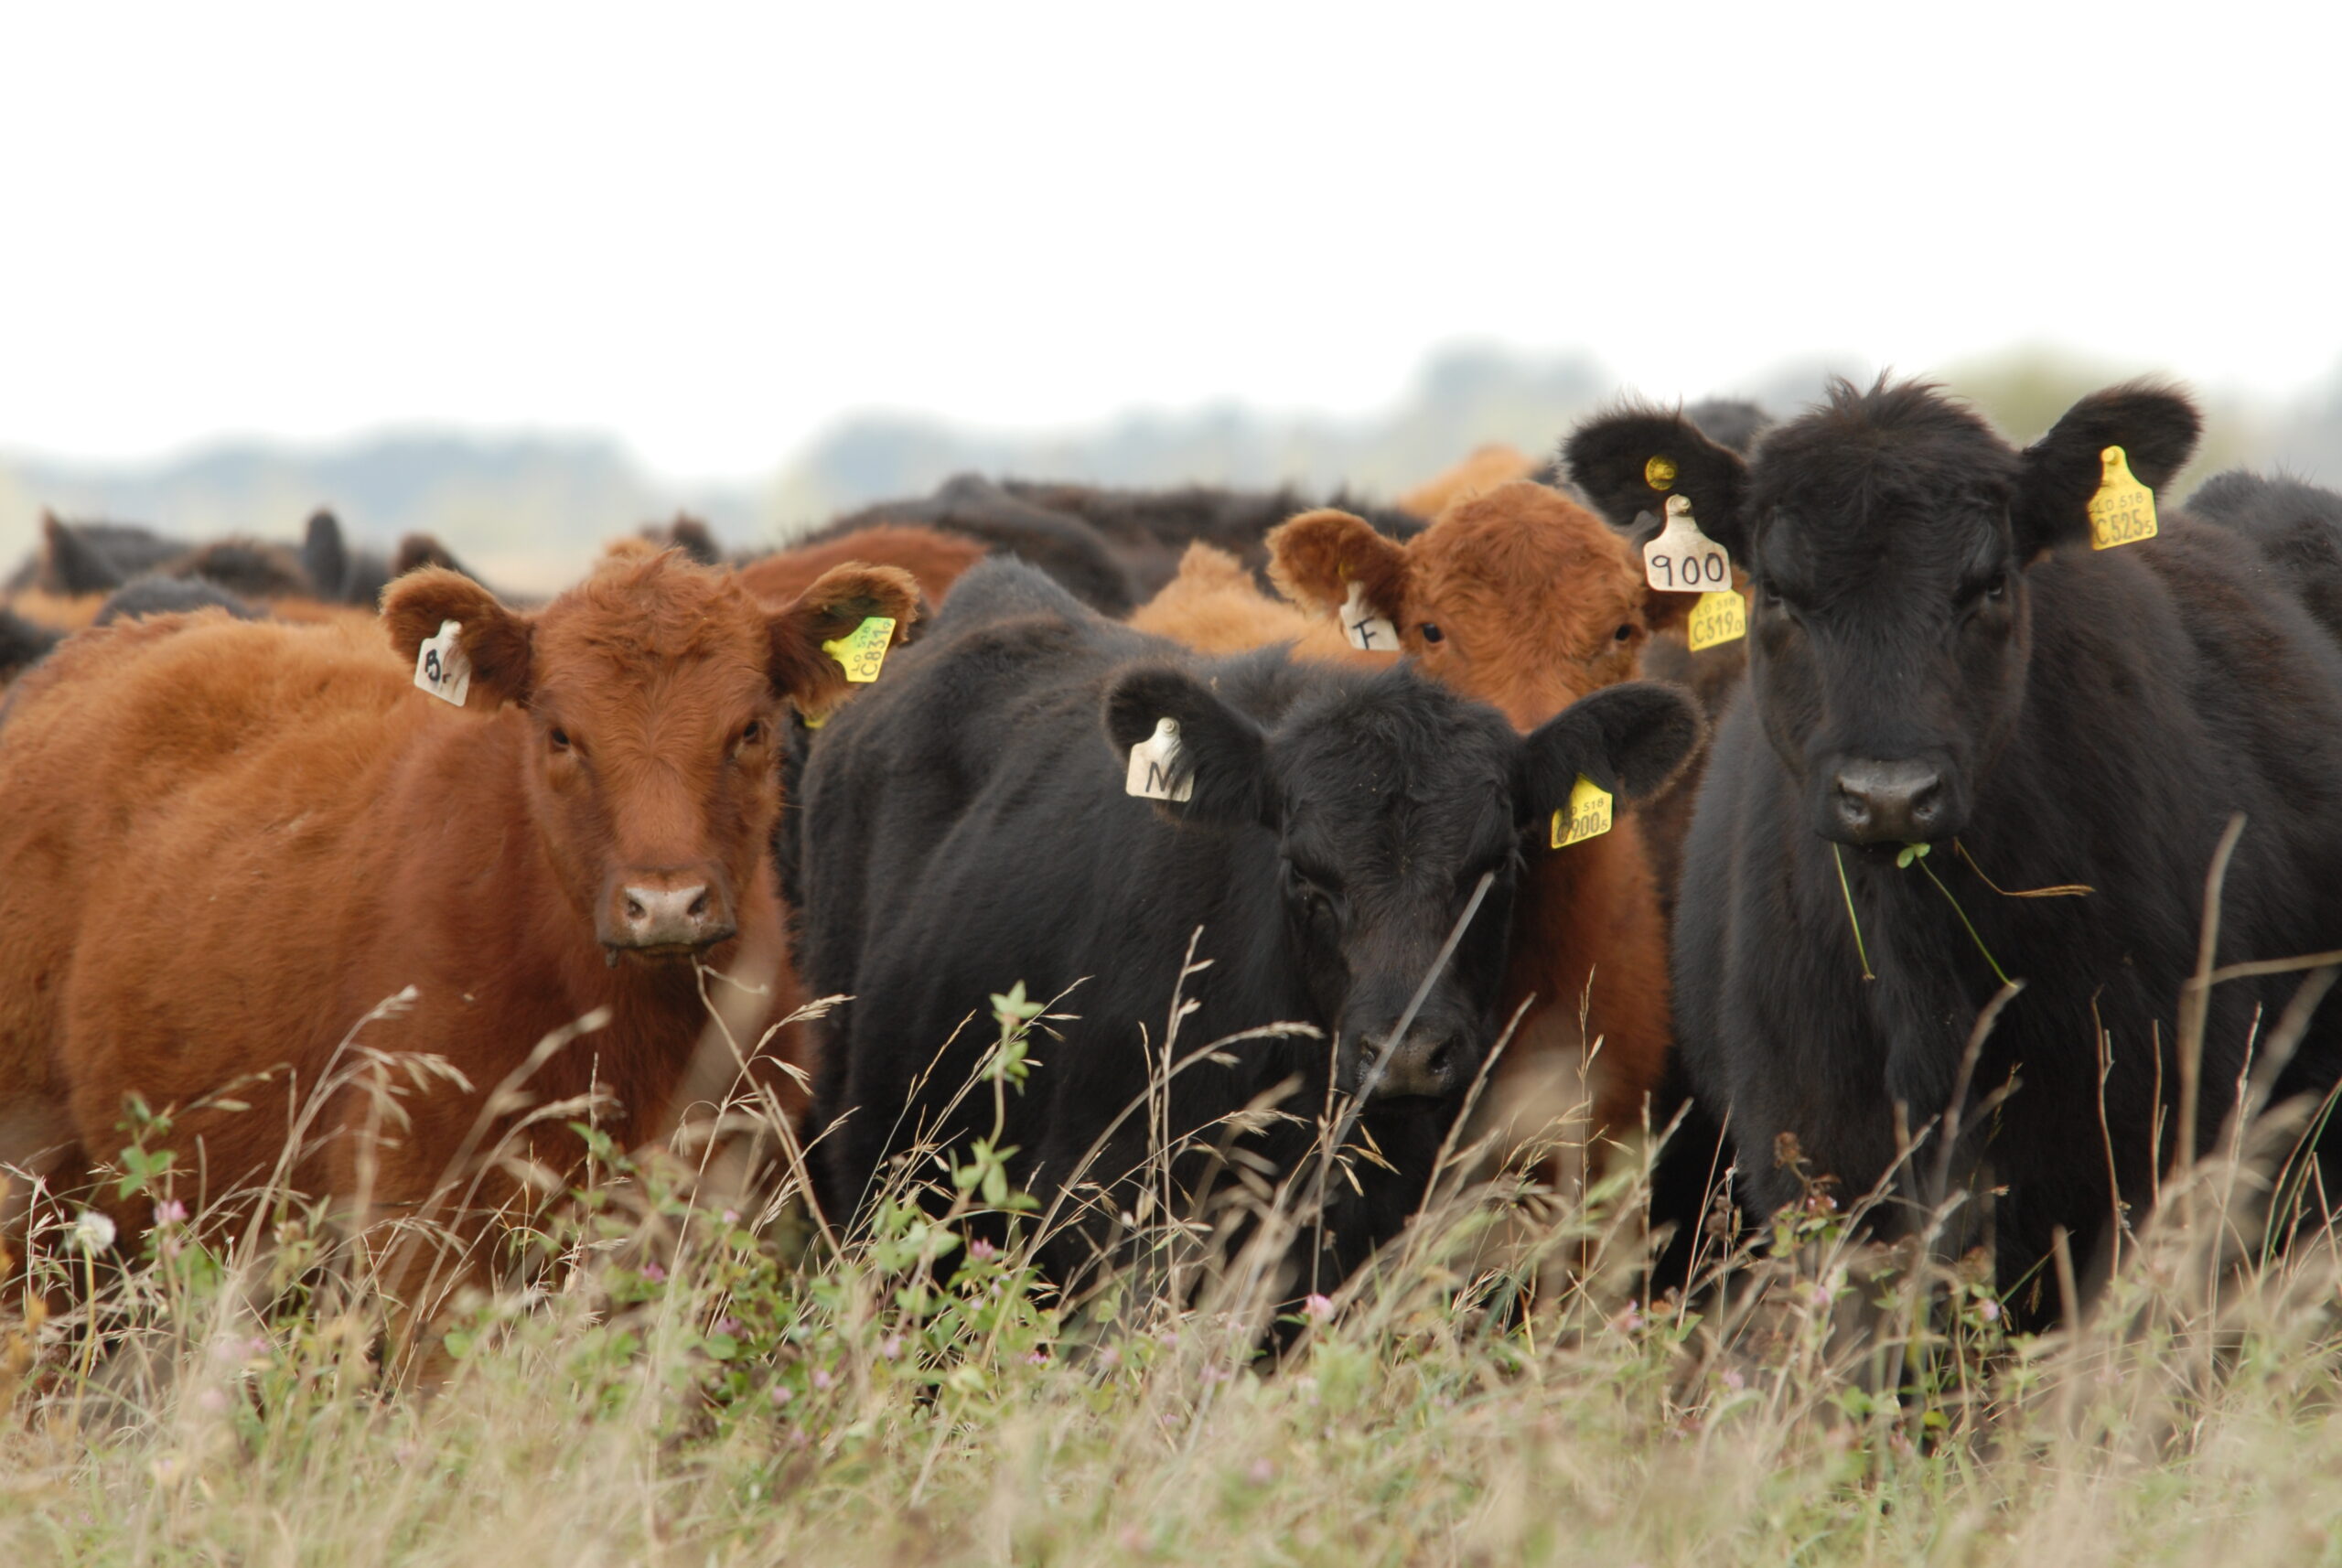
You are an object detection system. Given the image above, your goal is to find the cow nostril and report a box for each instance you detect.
[687,890,709,919]
[1424,1039,1456,1083]
[625,896,647,922]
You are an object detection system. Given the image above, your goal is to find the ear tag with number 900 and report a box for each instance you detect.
[414,619,471,707]
[1687,588,1746,650]
[1125,716,1195,803]
[1644,495,1732,594]
[1339,581,1399,652]
[822,616,897,683]
[1550,775,1614,848]
[2087,446,2157,551]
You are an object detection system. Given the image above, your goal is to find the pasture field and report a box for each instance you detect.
[4,983,2340,1568]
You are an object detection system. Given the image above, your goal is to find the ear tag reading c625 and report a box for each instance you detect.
[1338,581,1399,652]
[414,619,471,707]
[1125,716,1195,803]
[1687,588,1746,650]
[1643,495,1732,594]
[2088,446,2157,551]
[822,616,897,683]
[1550,774,1614,848]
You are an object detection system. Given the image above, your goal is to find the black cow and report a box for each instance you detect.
[995,479,1425,600]
[1567,379,2342,1310]
[6,515,184,596]
[0,607,61,682]
[808,475,1139,615]
[92,575,263,626]
[2189,470,2342,649]
[787,558,1699,1294]
[300,510,393,607]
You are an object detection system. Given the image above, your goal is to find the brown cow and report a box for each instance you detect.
[0,550,918,1321]
[1132,479,1692,1184]
[1395,443,1540,519]
[737,524,987,610]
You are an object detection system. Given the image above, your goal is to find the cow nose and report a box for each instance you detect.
[607,874,736,951]
[1831,759,1947,844]
[1363,1027,1470,1103]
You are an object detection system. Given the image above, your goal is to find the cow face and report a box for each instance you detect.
[387,552,919,963]
[1566,379,2199,845]
[1268,483,1684,731]
[1104,667,1700,1104]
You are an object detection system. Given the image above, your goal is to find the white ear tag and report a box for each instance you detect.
[1643,495,1733,594]
[414,619,472,707]
[1339,581,1400,652]
[1124,716,1195,803]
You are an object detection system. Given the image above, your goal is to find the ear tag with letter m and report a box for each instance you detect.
[1550,775,1613,848]
[1125,716,1195,803]
[2088,446,2157,550]
[1338,581,1399,652]
[414,619,471,707]
[822,616,898,682]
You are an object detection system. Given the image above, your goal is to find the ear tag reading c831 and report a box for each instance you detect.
[2088,445,2157,551]
[1339,581,1399,652]
[1643,494,1732,593]
[1550,774,1613,848]
[822,616,897,683]
[1687,588,1746,650]
[414,619,471,707]
[1125,716,1195,802]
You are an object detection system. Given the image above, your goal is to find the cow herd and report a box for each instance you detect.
[5,375,2342,1338]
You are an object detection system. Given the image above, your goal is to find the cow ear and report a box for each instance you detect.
[383,566,536,708]
[1517,681,1703,822]
[766,563,922,712]
[42,512,125,596]
[1561,406,1753,560]
[2014,381,2201,558]
[1267,509,1413,629]
[302,510,349,598]
[1102,665,1271,830]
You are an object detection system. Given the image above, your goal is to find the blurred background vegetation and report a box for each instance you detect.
[5,344,2337,593]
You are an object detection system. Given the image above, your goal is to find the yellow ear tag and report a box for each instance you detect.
[1550,775,1614,848]
[1644,455,1677,491]
[2088,446,2157,551]
[822,616,897,683]
[1687,588,1746,650]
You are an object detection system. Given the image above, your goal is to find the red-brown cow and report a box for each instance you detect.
[0,549,918,1316]
[1132,480,1694,1184]
[736,524,987,609]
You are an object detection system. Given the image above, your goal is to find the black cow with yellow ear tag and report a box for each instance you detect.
[788,557,1699,1296]
[1567,377,2342,1318]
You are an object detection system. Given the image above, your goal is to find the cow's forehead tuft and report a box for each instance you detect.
[1750,379,2023,526]
[533,550,768,670]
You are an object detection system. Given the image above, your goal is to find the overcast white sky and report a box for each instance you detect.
[4,1,2334,482]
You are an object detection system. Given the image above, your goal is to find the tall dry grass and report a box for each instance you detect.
[5,939,2342,1568]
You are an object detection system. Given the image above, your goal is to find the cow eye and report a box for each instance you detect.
[739,720,764,746]
[1613,623,1635,643]
[548,726,572,751]
[1984,572,2009,603]
[1420,624,1445,644]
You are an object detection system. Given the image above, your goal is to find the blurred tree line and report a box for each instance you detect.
[4,345,2336,593]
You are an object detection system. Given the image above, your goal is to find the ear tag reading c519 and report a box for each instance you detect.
[1686,588,1746,650]
[414,619,472,707]
[1550,774,1614,848]
[822,616,897,683]
[1125,716,1195,803]
[1338,581,1399,652]
[1643,495,1732,594]
[2087,446,2157,551]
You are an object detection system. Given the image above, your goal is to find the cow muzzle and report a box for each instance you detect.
[597,869,737,961]
[1349,1024,1474,1105]
[1828,758,1953,845]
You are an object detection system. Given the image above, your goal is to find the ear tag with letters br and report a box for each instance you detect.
[1125,716,1195,803]
[2088,445,2157,551]
[1550,774,1614,848]
[1339,581,1399,652]
[822,616,897,682]
[414,619,471,707]
[1687,588,1746,650]
[1643,495,1732,594]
